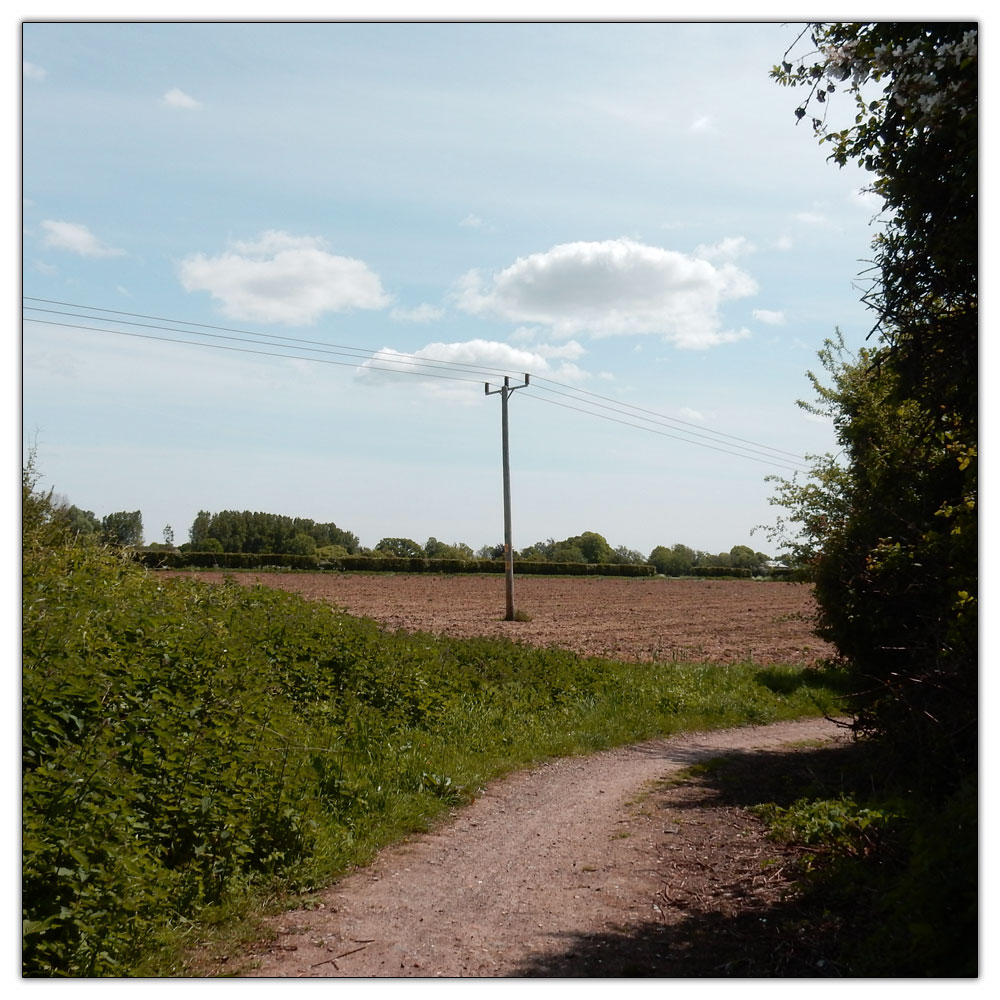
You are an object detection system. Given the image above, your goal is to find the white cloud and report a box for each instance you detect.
[774,235,794,251]
[390,304,445,323]
[752,309,786,326]
[178,230,391,325]
[454,238,755,349]
[23,61,46,81]
[161,87,202,110]
[357,338,590,400]
[41,220,125,258]
[690,114,716,133]
[794,211,827,225]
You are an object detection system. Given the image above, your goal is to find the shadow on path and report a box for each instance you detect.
[512,739,875,978]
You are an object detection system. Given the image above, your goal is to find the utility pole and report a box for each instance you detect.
[485,374,529,621]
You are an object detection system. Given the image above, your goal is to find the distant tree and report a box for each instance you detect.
[477,543,504,560]
[287,532,317,556]
[163,524,175,547]
[186,510,360,554]
[100,510,143,547]
[57,504,101,540]
[648,543,696,576]
[189,510,212,546]
[424,537,473,560]
[518,539,556,561]
[613,545,647,565]
[316,544,350,560]
[574,531,615,564]
[550,541,586,564]
[375,537,425,558]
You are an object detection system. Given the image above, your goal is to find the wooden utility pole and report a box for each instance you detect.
[485,374,529,621]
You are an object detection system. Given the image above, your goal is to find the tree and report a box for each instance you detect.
[425,537,474,560]
[648,543,696,576]
[771,24,977,790]
[375,537,425,558]
[287,532,317,556]
[613,545,647,565]
[58,505,101,540]
[100,511,143,548]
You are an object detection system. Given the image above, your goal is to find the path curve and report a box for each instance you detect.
[242,716,846,978]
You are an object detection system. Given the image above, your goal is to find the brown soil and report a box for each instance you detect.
[168,573,833,665]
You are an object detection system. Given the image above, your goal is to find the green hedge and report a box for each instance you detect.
[688,566,754,579]
[134,551,321,571]
[136,551,656,577]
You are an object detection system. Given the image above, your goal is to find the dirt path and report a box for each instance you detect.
[235,716,847,978]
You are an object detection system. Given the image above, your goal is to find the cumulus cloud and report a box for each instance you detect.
[178,231,391,325]
[161,87,202,109]
[752,309,786,326]
[357,338,590,400]
[794,211,827,225]
[690,114,716,133]
[41,220,125,258]
[23,61,46,80]
[453,238,755,349]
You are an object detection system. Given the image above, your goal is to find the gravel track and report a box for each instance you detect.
[238,716,846,978]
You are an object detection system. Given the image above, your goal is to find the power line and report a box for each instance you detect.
[23,297,523,381]
[525,382,808,467]
[530,376,807,461]
[518,391,808,473]
[23,296,813,472]
[25,316,492,386]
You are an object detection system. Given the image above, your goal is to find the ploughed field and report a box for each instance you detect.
[171,572,833,665]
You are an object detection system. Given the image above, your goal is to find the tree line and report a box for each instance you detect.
[49,499,776,576]
[181,520,773,574]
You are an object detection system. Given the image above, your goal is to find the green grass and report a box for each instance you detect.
[22,488,848,977]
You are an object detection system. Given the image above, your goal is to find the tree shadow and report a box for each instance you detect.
[510,739,881,978]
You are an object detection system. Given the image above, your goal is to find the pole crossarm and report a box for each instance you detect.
[485,375,530,621]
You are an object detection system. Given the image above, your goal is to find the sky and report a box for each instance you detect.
[21,16,903,558]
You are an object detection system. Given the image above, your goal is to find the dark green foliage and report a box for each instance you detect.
[139,552,656,576]
[58,504,101,540]
[752,777,977,975]
[689,566,753,579]
[133,550,322,570]
[771,24,977,794]
[374,537,425,558]
[188,509,360,554]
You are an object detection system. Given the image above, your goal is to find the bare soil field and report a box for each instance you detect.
[169,572,833,665]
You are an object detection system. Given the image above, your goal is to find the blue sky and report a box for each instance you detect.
[22,18,893,557]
